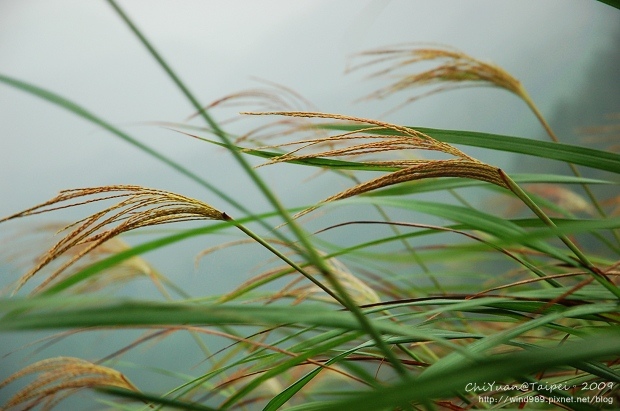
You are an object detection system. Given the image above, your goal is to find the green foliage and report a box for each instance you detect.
[1,1,619,410]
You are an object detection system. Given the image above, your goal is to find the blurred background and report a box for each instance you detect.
[0,0,618,405]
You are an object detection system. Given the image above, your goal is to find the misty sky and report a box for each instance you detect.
[1,0,617,218]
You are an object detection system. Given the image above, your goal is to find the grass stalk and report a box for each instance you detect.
[221,213,345,306]
[499,170,620,299]
[518,87,620,245]
[107,0,409,377]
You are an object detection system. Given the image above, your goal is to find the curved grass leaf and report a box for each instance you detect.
[338,197,577,265]
[220,332,362,409]
[262,338,390,411]
[40,225,227,295]
[422,303,620,378]
[0,296,460,348]
[365,174,616,197]
[315,216,620,264]
[506,216,620,246]
[175,132,398,172]
[318,124,620,173]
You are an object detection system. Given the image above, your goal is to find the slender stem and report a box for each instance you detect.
[107,0,409,376]
[373,204,437,292]
[225,213,409,375]
[106,0,312,263]
[223,213,346,306]
[518,89,559,144]
[500,170,620,299]
[347,172,435,293]
[519,87,619,244]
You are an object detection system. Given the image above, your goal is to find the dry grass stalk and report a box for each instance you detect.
[244,112,507,219]
[244,111,471,161]
[194,238,257,268]
[348,43,527,111]
[60,237,161,293]
[191,78,317,123]
[191,80,326,150]
[0,357,139,411]
[0,185,224,295]
[271,256,381,306]
[219,245,380,306]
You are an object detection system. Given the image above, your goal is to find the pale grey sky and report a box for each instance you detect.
[1,1,617,218]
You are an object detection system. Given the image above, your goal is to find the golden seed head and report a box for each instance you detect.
[0,185,225,295]
[242,112,505,220]
[0,357,139,410]
[348,43,526,112]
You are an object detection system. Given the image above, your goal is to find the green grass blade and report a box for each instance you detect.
[596,0,620,9]
[421,126,620,173]
[0,296,436,340]
[318,124,620,173]
[179,133,398,172]
[98,387,218,411]
[221,332,360,410]
[366,174,616,197]
[106,2,407,373]
[422,303,620,377]
[505,216,620,244]
[342,197,577,265]
[262,340,378,411]
[298,331,620,411]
